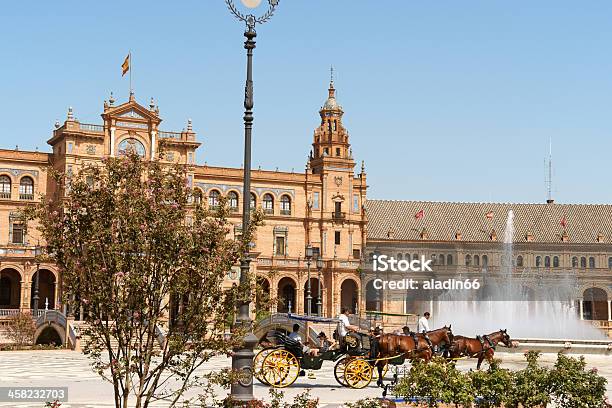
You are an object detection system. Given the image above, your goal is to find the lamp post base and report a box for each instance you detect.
[230,331,259,401]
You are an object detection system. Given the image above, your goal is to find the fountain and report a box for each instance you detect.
[433,210,607,342]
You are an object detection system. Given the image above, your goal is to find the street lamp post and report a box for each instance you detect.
[33,243,42,317]
[316,257,323,317]
[305,245,313,316]
[226,0,280,401]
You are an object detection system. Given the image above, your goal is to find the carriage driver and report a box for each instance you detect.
[337,307,361,345]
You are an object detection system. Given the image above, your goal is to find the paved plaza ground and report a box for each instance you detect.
[0,350,610,407]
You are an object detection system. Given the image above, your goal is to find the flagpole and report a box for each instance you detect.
[129,51,132,95]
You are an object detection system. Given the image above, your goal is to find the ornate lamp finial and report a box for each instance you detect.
[109,92,115,106]
[150,97,155,110]
[330,65,334,85]
[54,120,60,129]
[129,90,135,101]
[225,0,279,32]
[67,106,74,121]
[187,118,193,132]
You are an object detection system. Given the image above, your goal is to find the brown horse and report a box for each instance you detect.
[374,326,454,387]
[447,329,512,369]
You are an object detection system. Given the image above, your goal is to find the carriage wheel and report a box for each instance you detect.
[344,358,373,389]
[371,360,389,380]
[262,349,300,388]
[253,348,273,385]
[333,357,350,387]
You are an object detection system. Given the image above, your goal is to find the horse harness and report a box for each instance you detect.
[476,334,496,354]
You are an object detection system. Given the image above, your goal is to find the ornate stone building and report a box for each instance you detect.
[0,80,367,323]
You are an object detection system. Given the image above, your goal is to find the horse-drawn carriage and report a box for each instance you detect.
[253,312,512,390]
[253,313,387,389]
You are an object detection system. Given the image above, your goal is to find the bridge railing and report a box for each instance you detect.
[36,310,67,328]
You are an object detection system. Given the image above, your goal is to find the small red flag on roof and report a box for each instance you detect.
[485,211,494,219]
[415,209,424,220]
[560,216,567,229]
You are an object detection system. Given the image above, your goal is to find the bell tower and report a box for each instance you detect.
[309,70,354,173]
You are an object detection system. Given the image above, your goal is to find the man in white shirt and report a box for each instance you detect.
[337,307,360,339]
[417,312,431,333]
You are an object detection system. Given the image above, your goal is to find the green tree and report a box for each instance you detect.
[29,154,261,408]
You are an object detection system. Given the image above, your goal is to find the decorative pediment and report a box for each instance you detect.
[103,97,161,125]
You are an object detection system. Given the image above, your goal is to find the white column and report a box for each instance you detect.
[150,130,157,160]
[607,300,611,321]
[579,298,584,320]
[110,126,116,157]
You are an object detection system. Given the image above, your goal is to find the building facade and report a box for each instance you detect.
[0,81,367,321]
[364,200,612,334]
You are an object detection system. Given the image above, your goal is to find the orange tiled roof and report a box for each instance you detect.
[366,200,612,244]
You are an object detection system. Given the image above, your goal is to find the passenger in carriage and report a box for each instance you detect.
[337,307,360,339]
[402,326,411,335]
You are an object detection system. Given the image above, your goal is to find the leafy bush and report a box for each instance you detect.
[506,351,551,408]
[344,398,384,408]
[469,359,514,408]
[5,311,36,346]
[549,353,607,408]
[393,356,474,407]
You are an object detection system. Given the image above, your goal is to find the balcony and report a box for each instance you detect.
[280,209,291,216]
[79,123,104,133]
[264,208,274,215]
[19,193,34,200]
[0,192,10,199]
[332,211,346,220]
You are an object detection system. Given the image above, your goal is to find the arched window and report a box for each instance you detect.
[465,255,472,266]
[572,257,578,268]
[447,254,453,265]
[431,254,436,264]
[438,254,445,265]
[474,255,480,266]
[19,176,34,200]
[544,256,551,267]
[250,193,257,209]
[608,257,612,269]
[263,194,274,214]
[397,253,403,260]
[535,256,542,267]
[405,253,411,261]
[413,254,418,261]
[482,255,488,267]
[516,255,524,267]
[208,190,220,209]
[193,189,203,205]
[580,257,587,268]
[589,257,595,268]
[280,195,291,215]
[117,138,145,157]
[228,191,239,211]
[553,256,559,268]
[0,175,11,199]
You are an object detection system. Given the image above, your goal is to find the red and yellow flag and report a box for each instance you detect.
[121,53,130,76]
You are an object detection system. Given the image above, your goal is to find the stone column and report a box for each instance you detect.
[608,300,611,322]
[579,298,584,320]
[20,281,30,311]
[270,282,278,314]
[150,130,157,160]
[110,126,116,157]
[296,288,303,315]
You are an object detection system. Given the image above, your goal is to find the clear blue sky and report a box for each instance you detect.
[1,1,611,204]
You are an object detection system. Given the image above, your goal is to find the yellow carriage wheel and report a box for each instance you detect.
[253,348,273,385]
[344,358,373,389]
[261,349,300,388]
